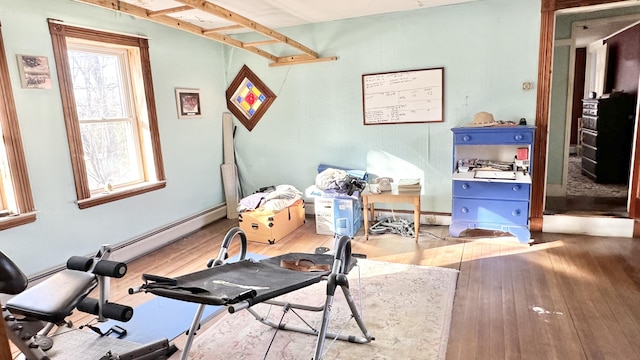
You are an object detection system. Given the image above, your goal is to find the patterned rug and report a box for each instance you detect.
[567,155,627,198]
[182,259,459,360]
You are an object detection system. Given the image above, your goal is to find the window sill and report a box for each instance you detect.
[0,212,37,231]
[76,181,167,209]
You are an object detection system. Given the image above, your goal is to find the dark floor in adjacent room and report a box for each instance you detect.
[545,155,628,217]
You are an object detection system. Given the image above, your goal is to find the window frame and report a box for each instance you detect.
[49,21,166,209]
[0,24,37,230]
[66,41,146,193]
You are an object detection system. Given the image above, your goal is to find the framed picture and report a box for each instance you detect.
[362,67,444,125]
[17,54,52,89]
[225,65,276,131]
[175,88,202,118]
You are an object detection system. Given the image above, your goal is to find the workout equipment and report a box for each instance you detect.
[0,245,177,360]
[130,227,375,360]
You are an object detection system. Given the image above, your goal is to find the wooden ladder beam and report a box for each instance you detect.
[270,54,339,67]
[73,0,277,62]
[73,0,337,66]
[175,0,319,59]
[147,5,192,17]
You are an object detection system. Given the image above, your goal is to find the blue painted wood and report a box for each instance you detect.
[450,126,535,243]
[452,198,529,225]
[453,181,530,201]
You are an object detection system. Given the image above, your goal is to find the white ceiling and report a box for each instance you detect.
[558,1,640,47]
[128,0,477,33]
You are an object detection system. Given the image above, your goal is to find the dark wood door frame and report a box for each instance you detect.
[531,0,638,233]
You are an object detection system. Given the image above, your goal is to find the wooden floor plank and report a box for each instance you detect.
[10,218,640,360]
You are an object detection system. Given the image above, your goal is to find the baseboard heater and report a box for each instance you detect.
[27,204,228,283]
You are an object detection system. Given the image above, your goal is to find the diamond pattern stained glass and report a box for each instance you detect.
[226,65,276,131]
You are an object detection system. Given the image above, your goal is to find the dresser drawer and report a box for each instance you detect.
[452,198,529,226]
[453,130,533,145]
[582,108,598,116]
[581,115,598,131]
[582,129,597,147]
[582,144,596,161]
[582,101,598,110]
[582,156,597,176]
[453,180,529,201]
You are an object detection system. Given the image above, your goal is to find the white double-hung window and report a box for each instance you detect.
[49,21,165,209]
[67,42,146,192]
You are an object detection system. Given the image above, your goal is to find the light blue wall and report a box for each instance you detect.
[0,0,541,275]
[225,0,540,212]
[0,0,228,275]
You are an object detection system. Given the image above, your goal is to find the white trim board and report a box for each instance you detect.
[110,204,227,263]
[542,215,633,237]
[27,204,227,282]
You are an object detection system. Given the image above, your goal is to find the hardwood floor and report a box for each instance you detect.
[11,217,640,359]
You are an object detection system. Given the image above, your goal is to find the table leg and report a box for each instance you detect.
[414,199,420,243]
[363,197,369,241]
[369,203,375,226]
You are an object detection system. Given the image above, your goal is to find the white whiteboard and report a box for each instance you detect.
[362,67,444,125]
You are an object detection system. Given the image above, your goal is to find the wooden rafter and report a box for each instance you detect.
[203,24,243,34]
[147,5,191,17]
[73,0,337,66]
[175,0,318,58]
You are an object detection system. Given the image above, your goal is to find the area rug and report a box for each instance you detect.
[567,155,627,197]
[184,259,459,360]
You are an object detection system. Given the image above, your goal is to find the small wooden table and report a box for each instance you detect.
[362,185,421,242]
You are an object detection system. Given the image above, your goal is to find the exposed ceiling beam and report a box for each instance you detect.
[243,39,280,48]
[175,0,319,58]
[203,24,244,34]
[73,0,337,66]
[147,5,191,17]
[270,54,338,67]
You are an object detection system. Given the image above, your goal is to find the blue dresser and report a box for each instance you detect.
[450,126,535,243]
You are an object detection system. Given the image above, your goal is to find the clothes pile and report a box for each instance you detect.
[237,184,302,214]
[315,168,367,196]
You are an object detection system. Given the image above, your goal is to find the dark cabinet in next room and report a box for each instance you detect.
[581,94,636,184]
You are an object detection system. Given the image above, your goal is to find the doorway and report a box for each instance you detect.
[544,8,640,218]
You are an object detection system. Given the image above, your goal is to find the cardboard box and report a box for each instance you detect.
[314,196,362,237]
[239,199,305,244]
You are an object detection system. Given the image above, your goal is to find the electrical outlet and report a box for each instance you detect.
[522,82,533,91]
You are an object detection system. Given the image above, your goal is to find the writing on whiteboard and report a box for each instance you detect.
[362,68,443,124]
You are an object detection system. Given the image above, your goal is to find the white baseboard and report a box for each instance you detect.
[305,201,315,216]
[28,204,227,282]
[543,215,633,237]
[373,210,451,225]
[110,204,227,263]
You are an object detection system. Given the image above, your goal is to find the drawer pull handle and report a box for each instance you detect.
[462,135,471,142]
[514,134,523,141]
[512,185,520,191]
[462,183,469,189]
[461,207,469,214]
[512,209,521,216]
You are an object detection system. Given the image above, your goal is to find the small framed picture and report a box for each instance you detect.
[175,88,202,118]
[17,54,52,89]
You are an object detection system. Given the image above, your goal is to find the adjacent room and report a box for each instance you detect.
[2,0,640,359]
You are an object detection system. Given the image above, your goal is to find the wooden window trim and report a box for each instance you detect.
[0,24,36,229]
[49,21,165,209]
[0,212,37,231]
[76,181,166,209]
